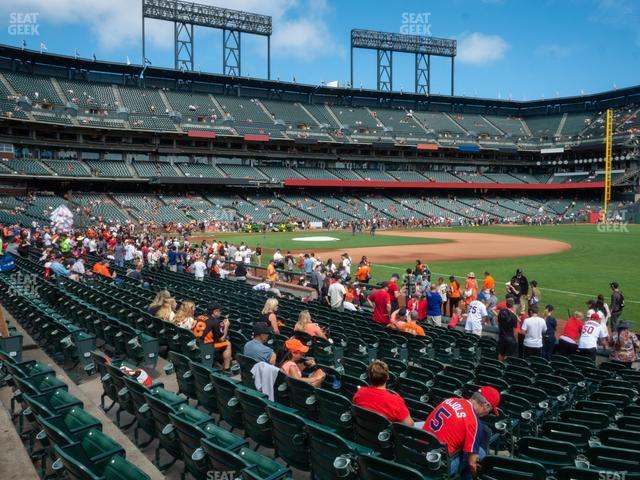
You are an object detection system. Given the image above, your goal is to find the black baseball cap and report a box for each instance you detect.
[545,304,555,312]
[253,322,273,336]
[610,281,619,289]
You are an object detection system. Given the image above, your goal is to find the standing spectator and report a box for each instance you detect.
[482,271,495,295]
[114,240,125,267]
[426,285,443,326]
[266,260,278,283]
[610,282,624,332]
[521,305,547,358]
[497,298,519,360]
[367,282,391,325]
[191,255,207,281]
[464,293,488,336]
[541,305,557,360]
[511,269,529,315]
[328,276,346,310]
[167,246,178,272]
[422,386,500,480]
[485,289,498,326]
[448,275,461,316]
[436,277,448,316]
[527,280,541,309]
[557,312,584,356]
[352,360,414,425]
[407,292,428,321]
[609,322,640,368]
[388,274,401,312]
[577,313,609,360]
[464,272,478,306]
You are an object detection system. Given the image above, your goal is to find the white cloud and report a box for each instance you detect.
[1,0,339,59]
[534,44,572,59]
[457,32,509,65]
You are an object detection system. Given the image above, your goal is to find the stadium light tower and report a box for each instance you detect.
[350,29,457,95]
[141,0,272,77]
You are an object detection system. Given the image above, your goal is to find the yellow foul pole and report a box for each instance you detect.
[603,108,613,222]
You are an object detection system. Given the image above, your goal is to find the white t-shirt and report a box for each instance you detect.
[521,315,547,348]
[342,257,352,274]
[328,282,346,308]
[465,300,487,332]
[192,261,207,278]
[578,320,608,349]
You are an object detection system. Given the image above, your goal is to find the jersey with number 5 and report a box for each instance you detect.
[423,398,480,455]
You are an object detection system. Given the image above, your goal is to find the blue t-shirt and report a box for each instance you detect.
[303,258,314,273]
[427,291,443,316]
[544,315,557,339]
[168,250,178,266]
[243,339,274,363]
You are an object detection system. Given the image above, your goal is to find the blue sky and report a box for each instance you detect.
[1,0,639,99]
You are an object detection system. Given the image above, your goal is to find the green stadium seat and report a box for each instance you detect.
[235,386,275,448]
[266,404,311,471]
[560,410,610,433]
[315,388,354,440]
[598,428,640,450]
[189,361,220,414]
[351,405,393,459]
[53,429,125,478]
[120,375,162,448]
[236,353,258,388]
[143,387,188,470]
[355,454,427,480]
[616,415,640,431]
[479,455,546,480]
[392,422,450,475]
[516,436,578,472]
[167,351,197,400]
[210,372,244,431]
[37,408,102,446]
[199,437,291,480]
[541,421,591,451]
[286,376,319,420]
[306,422,371,480]
[586,445,640,473]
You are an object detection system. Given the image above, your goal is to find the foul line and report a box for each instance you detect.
[371,263,640,305]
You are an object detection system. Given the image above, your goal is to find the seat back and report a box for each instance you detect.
[356,454,426,480]
[266,404,310,471]
[392,422,448,473]
[351,405,393,459]
[235,387,274,448]
[479,455,547,480]
[103,455,151,480]
[306,423,361,480]
[586,446,640,473]
[211,372,243,430]
[188,361,219,413]
[316,388,354,440]
[541,421,590,450]
[516,436,578,469]
[286,376,318,420]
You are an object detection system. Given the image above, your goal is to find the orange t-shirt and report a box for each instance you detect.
[92,263,111,277]
[356,265,370,282]
[266,264,277,282]
[483,275,495,291]
[449,281,461,299]
[399,321,425,336]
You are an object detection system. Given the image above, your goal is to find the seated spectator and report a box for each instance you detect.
[294,310,327,339]
[276,338,325,387]
[243,322,275,364]
[557,311,584,355]
[126,263,144,283]
[253,277,271,292]
[174,300,196,330]
[260,298,282,334]
[352,360,414,425]
[390,310,426,336]
[69,258,85,281]
[609,322,640,368]
[49,256,71,278]
[234,261,247,281]
[154,297,177,323]
[192,303,232,374]
[92,259,115,279]
[147,290,172,316]
[407,292,428,321]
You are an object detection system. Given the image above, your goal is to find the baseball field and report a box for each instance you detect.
[191,224,639,326]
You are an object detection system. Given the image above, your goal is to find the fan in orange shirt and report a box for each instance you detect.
[483,271,495,293]
[355,262,371,283]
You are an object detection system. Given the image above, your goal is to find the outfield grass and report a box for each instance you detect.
[190,230,450,251]
[193,225,639,326]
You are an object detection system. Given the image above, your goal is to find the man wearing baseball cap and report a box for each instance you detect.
[243,322,275,364]
[422,386,500,480]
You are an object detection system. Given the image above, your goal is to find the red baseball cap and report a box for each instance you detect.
[478,386,501,415]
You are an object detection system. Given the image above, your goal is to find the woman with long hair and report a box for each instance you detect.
[609,323,640,368]
[260,298,282,334]
[294,310,327,339]
[155,297,176,322]
[148,290,172,316]
[276,339,325,387]
[174,300,196,330]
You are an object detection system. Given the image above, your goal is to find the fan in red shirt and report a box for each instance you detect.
[367,282,391,325]
[352,360,413,425]
[557,311,585,355]
[422,386,500,480]
[407,292,428,321]
[387,274,401,311]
